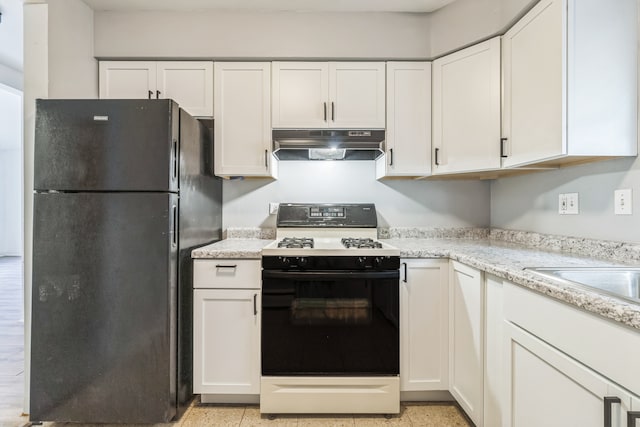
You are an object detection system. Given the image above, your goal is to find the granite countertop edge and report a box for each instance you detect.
[192,237,640,330]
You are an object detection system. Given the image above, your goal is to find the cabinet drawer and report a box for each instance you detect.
[194,259,261,289]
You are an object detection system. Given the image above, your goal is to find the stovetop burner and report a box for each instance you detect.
[341,237,383,249]
[277,237,314,249]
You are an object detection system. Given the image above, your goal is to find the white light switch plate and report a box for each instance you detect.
[614,189,632,215]
[558,193,567,214]
[565,193,579,215]
[269,202,279,215]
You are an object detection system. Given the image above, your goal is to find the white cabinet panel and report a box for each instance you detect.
[329,62,385,129]
[214,62,275,178]
[272,62,385,129]
[99,61,213,117]
[483,275,505,427]
[502,0,637,167]
[506,322,636,427]
[377,62,431,178]
[272,62,329,128]
[157,62,213,117]
[400,259,448,392]
[193,289,261,395]
[449,261,484,426]
[99,61,156,100]
[432,37,501,174]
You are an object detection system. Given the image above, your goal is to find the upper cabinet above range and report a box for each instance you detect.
[99,61,214,117]
[501,0,637,168]
[271,62,386,129]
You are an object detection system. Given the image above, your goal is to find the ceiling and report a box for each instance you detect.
[82,0,457,13]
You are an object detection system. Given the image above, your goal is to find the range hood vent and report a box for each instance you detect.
[272,129,385,161]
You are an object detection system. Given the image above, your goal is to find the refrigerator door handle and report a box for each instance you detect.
[172,205,177,247]
[172,139,178,179]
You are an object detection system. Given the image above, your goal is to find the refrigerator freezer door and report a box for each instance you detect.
[34,99,180,192]
[30,192,179,423]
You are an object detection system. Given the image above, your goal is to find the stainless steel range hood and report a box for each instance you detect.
[272,129,385,160]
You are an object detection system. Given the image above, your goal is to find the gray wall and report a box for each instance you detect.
[94,10,431,60]
[490,158,640,243]
[428,0,537,57]
[223,161,490,229]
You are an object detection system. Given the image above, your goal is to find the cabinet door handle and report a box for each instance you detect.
[148,90,153,99]
[628,411,640,427]
[323,102,327,122]
[604,397,621,427]
[434,148,440,166]
[156,90,161,99]
[265,149,269,169]
[253,293,258,316]
[331,102,335,121]
[402,262,408,283]
[215,264,237,269]
[389,148,394,166]
[500,137,508,158]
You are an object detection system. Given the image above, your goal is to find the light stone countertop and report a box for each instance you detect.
[191,235,640,330]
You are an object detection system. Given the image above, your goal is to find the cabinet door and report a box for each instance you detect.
[329,62,386,129]
[432,38,501,174]
[449,261,484,426]
[400,259,448,392]
[379,62,431,178]
[157,61,213,117]
[506,322,635,427]
[214,62,275,178]
[193,289,260,394]
[99,61,156,100]
[502,0,565,167]
[272,62,329,128]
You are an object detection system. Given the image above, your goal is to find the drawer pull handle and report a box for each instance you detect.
[215,264,237,269]
[604,397,621,427]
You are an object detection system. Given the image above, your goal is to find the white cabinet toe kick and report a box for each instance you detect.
[260,376,400,414]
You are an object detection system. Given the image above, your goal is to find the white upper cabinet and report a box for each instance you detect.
[214,62,276,178]
[502,0,637,168]
[377,62,431,178]
[99,61,213,117]
[272,62,385,129]
[432,37,501,175]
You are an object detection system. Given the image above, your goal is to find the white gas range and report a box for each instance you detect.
[260,203,401,415]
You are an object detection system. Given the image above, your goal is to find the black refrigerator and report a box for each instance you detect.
[30,99,222,423]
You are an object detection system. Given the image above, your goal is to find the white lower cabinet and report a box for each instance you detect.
[193,260,261,400]
[400,259,448,392]
[506,322,636,427]
[484,274,505,427]
[449,261,484,426]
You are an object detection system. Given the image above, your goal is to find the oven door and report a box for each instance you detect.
[261,270,399,376]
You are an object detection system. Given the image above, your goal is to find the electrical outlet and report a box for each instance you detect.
[269,202,279,215]
[614,189,632,215]
[565,193,579,215]
[558,193,568,214]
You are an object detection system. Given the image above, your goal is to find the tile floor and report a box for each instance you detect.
[41,401,471,426]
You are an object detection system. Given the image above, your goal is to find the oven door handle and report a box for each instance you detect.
[262,270,400,280]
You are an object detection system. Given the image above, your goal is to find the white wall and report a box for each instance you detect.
[47,0,97,97]
[428,0,536,57]
[94,10,431,59]
[0,0,24,90]
[0,85,22,256]
[223,161,490,229]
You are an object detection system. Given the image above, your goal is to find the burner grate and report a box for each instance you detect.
[341,237,383,249]
[277,237,314,249]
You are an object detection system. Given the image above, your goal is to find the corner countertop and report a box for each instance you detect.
[192,235,640,330]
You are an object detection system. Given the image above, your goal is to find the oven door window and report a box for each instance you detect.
[262,272,399,376]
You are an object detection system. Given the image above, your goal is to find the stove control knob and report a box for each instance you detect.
[356,257,367,268]
[279,257,291,268]
[297,257,309,268]
[373,257,385,269]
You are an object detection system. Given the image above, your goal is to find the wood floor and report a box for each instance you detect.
[0,256,28,427]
